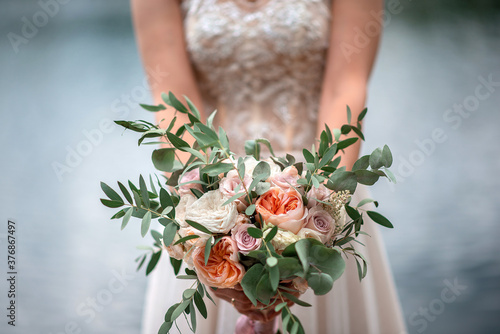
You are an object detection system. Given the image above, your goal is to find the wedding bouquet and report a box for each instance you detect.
[100,92,396,334]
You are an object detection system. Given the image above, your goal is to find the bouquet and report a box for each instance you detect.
[100,92,396,334]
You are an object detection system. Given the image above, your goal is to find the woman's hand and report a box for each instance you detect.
[211,283,299,323]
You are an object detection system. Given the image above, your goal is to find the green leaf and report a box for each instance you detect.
[159,188,175,219]
[117,181,133,205]
[308,245,345,281]
[350,125,365,141]
[201,162,234,177]
[171,300,190,322]
[184,95,201,119]
[241,263,265,305]
[384,168,397,183]
[302,149,315,164]
[146,250,161,275]
[163,222,179,246]
[121,207,133,230]
[280,291,312,307]
[266,257,278,267]
[141,211,152,237]
[319,144,337,168]
[269,263,279,291]
[204,236,214,265]
[186,220,213,235]
[369,148,383,169]
[356,198,378,208]
[167,132,190,149]
[100,199,123,208]
[382,145,393,167]
[183,289,197,300]
[158,321,173,334]
[366,211,394,228]
[354,170,380,186]
[277,258,302,278]
[101,182,123,203]
[327,170,357,194]
[190,300,197,332]
[245,204,256,215]
[337,137,358,150]
[264,225,278,242]
[252,161,271,179]
[247,227,263,239]
[168,92,189,113]
[114,120,148,132]
[256,272,274,304]
[345,205,361,220]
[139,175,150,209]
[333,128,341,142]
[152,148,177,172]
[352,155,370,171]
[221,192,247,206]
[174,235,200,245]
[139,103,166,112]
[255,182,271,195]
[255,138,275,157]
[170,257,182,275]
[358,108,368,122]
[275,302,287,312]
[307,272,334,295]
[194,292,207,319]
[245,140,261,160]
[346,105,352,124]
[295,239,311,273]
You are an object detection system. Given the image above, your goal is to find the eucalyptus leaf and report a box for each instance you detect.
[366,211,394,228]
[152,148,177,172]
[163,222,179,246]
[141,211,152,237]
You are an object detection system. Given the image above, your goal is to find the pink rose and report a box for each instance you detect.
[219,170,252,212]
[306,184,331,208]
[255,187,308,234]
[178,168,203,196]
[269,166,300,190]
[231,223,262,254]
[219,170,252,199]
[304,206,336,243]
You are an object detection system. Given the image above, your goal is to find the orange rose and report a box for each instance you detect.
[193,236,245,288]
[255,187,307,234]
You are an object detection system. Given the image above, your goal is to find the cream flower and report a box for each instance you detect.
[265,228,300,253]
[243,156,281,178]
[297,227,324,243]
[175,194,197,228]
[184,190,238,234]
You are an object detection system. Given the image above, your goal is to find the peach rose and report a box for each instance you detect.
[193,236,245,288]
[306,184,331,208]
[269,166,300,190]
[303,206,336,243]
[255,187,307,234]
[178,168,203,196]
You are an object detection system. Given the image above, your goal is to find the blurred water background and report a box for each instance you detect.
[0,0,499,333]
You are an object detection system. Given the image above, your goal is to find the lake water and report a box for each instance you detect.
[1,1,499,333]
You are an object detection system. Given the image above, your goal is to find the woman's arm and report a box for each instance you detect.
[131,0,203,153]
[318,0,383,169]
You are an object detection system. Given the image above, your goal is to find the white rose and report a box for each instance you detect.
[175,194,196,228]
[184,190,238,234]
[297,227,324,243]
[265,228,300,253]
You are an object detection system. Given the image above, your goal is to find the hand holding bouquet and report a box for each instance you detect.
[100,93,396,334]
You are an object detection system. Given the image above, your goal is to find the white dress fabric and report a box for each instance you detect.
[142,0,407,333]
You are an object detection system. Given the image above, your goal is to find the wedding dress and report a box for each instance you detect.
[141,0,407,333]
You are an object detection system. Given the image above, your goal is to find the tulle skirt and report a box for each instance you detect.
[141,185,407,334]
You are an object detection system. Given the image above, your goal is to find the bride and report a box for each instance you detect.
[131,0,407,333]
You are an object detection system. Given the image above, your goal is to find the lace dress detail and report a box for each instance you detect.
[182,0,330,154]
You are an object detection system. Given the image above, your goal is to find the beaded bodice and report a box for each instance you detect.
[182,0,331,154]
